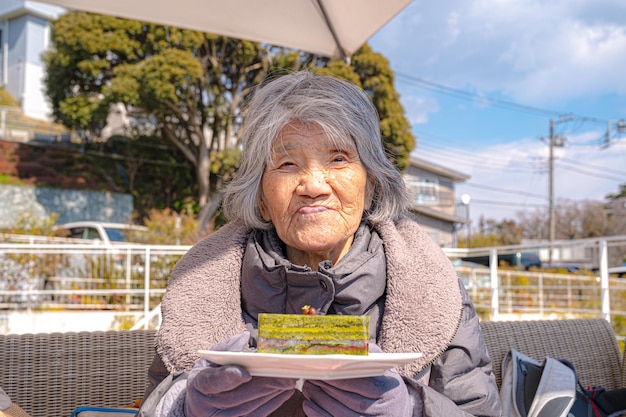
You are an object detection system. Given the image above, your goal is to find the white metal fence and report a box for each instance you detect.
[1,234,625,337]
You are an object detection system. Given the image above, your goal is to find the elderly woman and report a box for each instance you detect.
[141,71,501,417]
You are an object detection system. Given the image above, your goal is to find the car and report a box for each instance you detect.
[52,221,149,246]
[460,251,542,270]
[50,221,152,281]
[608,264,626,278]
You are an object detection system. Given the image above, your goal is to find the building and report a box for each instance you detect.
[404,155,470,248]
[0,0,65,120]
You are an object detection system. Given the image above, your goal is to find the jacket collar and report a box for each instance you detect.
[156,218,462,377]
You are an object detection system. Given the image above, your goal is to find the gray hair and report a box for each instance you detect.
[222,71,409,229]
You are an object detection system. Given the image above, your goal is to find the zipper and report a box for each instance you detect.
[518,358,528,375]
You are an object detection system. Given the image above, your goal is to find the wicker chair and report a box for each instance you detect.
[480,318,624,390]
[0,330,156,417]
[0,319,623,417]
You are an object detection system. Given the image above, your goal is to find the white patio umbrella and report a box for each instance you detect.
[36,0,412,61]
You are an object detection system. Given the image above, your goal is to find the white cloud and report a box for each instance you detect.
[401,94,440,124]
[371,0,626,104]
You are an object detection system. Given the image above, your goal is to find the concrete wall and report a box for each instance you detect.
[408,210,455,247]
[0,184,134,227]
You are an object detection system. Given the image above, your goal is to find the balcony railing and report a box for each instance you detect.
[1,234,625,338]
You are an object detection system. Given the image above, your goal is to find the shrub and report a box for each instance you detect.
[142,208,213,245]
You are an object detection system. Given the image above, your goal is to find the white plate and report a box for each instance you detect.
[197,350,422,380]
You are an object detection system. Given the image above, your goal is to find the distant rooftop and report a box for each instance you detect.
[0,0,65,21]
[408,155,469,182]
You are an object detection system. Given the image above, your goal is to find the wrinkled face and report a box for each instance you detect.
[259,122,372,265]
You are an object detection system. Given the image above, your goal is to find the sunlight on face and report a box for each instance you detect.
[259,122,372,268]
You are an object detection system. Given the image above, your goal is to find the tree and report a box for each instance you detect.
[312,44,415,170]
[517,209,548,241]
[465,216,523,247]
[606,183,626,199]
[44,12,294,224]
[516,199,613,240]
[44,12,415,226]
[605,183,626,237]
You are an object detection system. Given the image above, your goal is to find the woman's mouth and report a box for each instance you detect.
[298,205,328,214]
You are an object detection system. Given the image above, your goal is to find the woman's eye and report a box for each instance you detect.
[278,161,296,169]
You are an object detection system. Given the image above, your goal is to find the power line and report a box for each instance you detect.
[469,198,546,208]
[418,144,539,174]
[556,161,624,183]
[558,157,626,177]
[462,182,546,200]
[415,127,544,170]
[396,73,558,117]
[417,135,539,171]
[416,135,501,165]
[418,145,510,171]
[417,127,624,181]
[396,72,609,124]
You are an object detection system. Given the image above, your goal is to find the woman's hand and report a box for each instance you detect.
[185,332,297,417]
[302,344,412,417]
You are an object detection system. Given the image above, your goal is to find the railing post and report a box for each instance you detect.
[599,239,610,322]
[125,247,131,307]
[490,248,499,320]
[538,273,544,316]
[144,247,151,330]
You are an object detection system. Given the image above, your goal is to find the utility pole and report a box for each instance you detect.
[548,119,555,265]
[544,116,568,265]
[603,119,626,148]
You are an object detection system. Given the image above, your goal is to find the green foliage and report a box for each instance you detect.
[464,218,524,248]
[209,148,241,180]
[0,174,26,185]
[606,183,626,199]
[0,87,20,107]
[611,314,626,351]
[143,208,213,245]
[107,49,204,109]
[88,135,197,219]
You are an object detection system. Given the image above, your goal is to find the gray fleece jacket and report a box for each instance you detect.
[149,217,501,416]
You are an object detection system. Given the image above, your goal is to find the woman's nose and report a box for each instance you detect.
[297,167,331,196]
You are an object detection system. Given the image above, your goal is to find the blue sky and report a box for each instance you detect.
[369,0,626,225]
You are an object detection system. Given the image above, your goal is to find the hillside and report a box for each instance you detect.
[0,139,113,189]
[0,137,196,220]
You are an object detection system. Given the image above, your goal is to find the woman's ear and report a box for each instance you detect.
[364,180,375,211]
[258,194,271,221]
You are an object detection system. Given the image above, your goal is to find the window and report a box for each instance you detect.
[405,176,439,204]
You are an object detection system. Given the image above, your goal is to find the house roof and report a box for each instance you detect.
[0,1,64,21]
[408,155,469,182]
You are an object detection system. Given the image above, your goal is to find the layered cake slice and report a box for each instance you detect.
[257,312,369,355]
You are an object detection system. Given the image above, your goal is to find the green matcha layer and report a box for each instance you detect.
[257,313,369,355]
